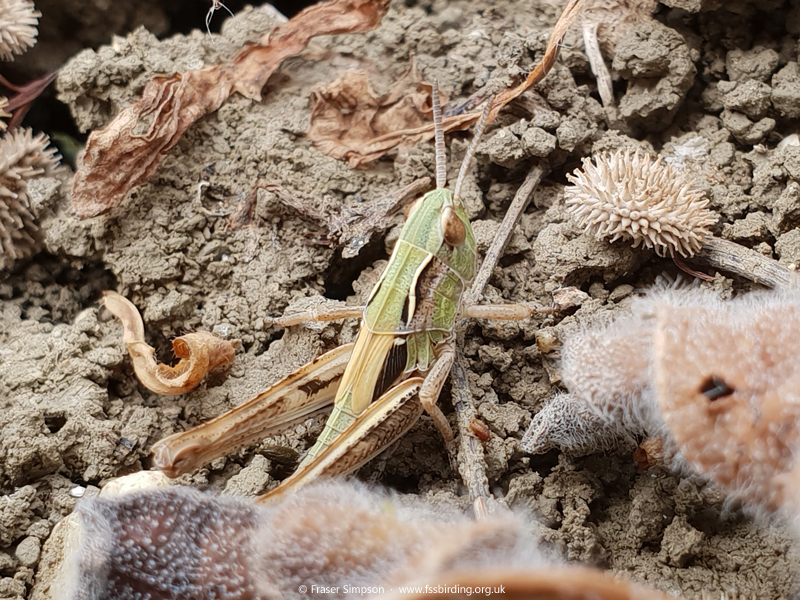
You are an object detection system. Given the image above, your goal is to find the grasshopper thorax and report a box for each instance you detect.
[401,186,476,283]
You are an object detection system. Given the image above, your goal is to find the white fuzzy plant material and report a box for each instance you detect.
[565,150,717,258]
[0,97,8,131]
[0,0,40,60]
[0,127,61,270]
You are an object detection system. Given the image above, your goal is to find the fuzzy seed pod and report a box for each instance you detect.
[0,127,61,270]
[0,0,40,60]
[565,150,717,258]
[653,288,800,512]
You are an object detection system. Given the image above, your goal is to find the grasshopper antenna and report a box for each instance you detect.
[453,98,493,205]
[431,80,447,190]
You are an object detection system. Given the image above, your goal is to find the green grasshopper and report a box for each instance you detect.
[152,85,542,502]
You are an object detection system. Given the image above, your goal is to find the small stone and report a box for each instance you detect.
[25,520,51,540]
[608,284,635,303]
[556,118,593,152]
[726,47,779,83]
[659,515,703,566]
[722,80,772,119]
[776,229,800,268]
[0,576,26,597]
[224,455,272,497]
[588,281,609,301]
[0,551,15,574]
[15,536,41,568]
[100,470,172,497]
[722,211,771,243]
[535,328,560,354]
[521,126,557,158]
[720,110,775,145]
[552,286,589,311]
[772,62,800,118]
[482,129,525,168]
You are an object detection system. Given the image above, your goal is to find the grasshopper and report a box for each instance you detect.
[152,85,543,501]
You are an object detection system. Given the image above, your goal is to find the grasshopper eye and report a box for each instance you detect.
[441,207,466,247]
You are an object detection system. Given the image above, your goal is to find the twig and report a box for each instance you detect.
[694,236,798,288]
[465,165,546,304]
[450,356,491,520]
[1,71,57,130]
[581,21,614,109]
[452,164,547,519]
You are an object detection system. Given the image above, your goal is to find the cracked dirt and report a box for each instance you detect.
[3,0,800,598]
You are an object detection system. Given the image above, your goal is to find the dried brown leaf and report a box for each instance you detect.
[102,291,239,395]
[309,69,439,167]
[316,0,585,166]
[71,0,392,219]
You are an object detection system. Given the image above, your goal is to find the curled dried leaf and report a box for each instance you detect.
[71,0,392,219]
[309,69,439,167]
[102,291,239,395]
[319,0,585,166]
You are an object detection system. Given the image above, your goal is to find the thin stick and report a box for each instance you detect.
[452,164,547,519]
[450,356,491,520]
[581,21,614,109]
[694,236,798,288]
[466,164,547,304]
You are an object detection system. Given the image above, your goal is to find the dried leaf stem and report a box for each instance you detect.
[694,236,798,288]
[452,165,547,518]
[350,0,585,164]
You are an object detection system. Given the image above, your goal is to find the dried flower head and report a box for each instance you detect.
[566,150,717,258]
[0,0,40,61]
[0,97,9,131]
[0,127,61,270]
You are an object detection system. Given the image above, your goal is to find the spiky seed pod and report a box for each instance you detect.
[565,150,717,258]
[0,97,9,131]
[0,127,61,270]
[0,0,40,60]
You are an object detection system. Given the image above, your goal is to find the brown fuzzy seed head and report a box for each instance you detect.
[565,150,717,258]
[0,0,40,61]
[0,128,61,270]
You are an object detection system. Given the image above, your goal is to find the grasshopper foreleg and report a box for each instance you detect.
[462,303,555,321]
[265,304,364,328]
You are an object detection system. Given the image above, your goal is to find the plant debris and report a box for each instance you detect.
[309,68,439,167]
[0,0,40,61]
[566,150,717,258]
[70,0,393,219]
[324,0,585,166]
[0,127,62,271]
[101,291,239,395]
